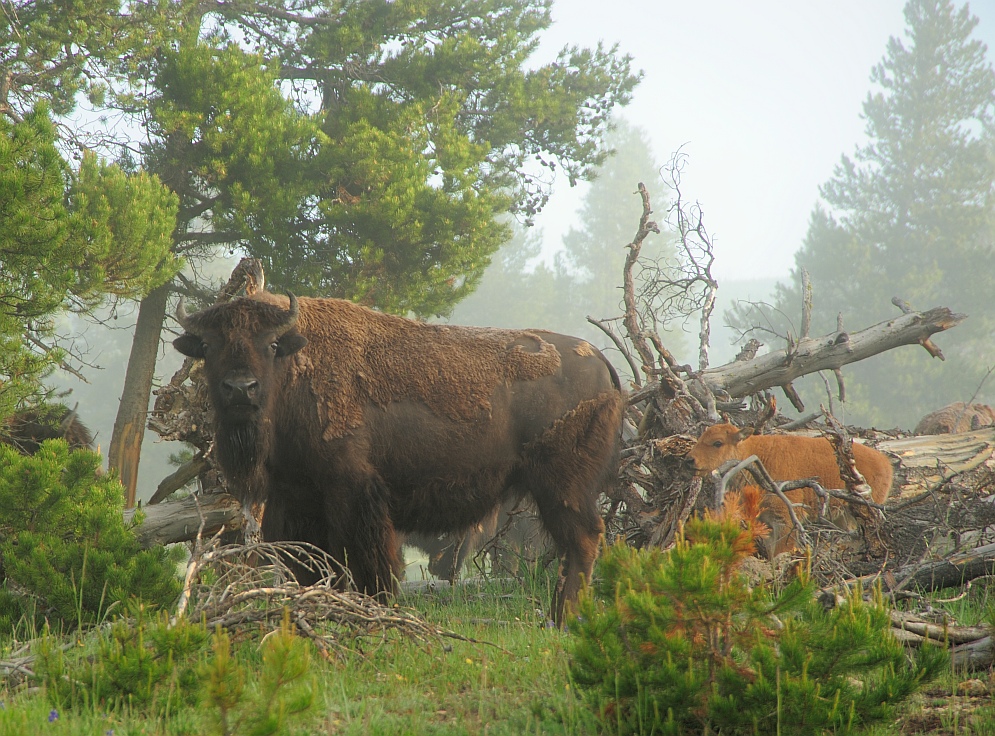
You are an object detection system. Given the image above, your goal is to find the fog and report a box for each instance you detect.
[534,1,995,282]
[47,1,995,502]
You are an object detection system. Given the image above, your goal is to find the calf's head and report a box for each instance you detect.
[687,423,755,475]
[173,294,307,487]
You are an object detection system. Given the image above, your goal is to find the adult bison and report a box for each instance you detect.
[914,402,995,435]
[173,291,623,624]
[1,403,94,455]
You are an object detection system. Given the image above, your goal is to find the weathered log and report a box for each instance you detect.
[847,541,995,593]
[698,306,965,399]
[876,427,995,498]
[148,453,209,505]
[889,610,989,645]
[891,629,993,672]
[951,636,994,671]
[124,493,244,548]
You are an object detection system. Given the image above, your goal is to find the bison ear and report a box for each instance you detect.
[735,427,755,442]
[276,331,307,357]
[173,333,205,358]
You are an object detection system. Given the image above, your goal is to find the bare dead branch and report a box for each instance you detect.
[800,268,812,339]
[698,305,966,400]
[148,453,209,505]
[782,382,805,412]
[621,183,663,383]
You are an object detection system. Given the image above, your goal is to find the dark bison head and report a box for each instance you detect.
[1,403,94,455]
[173,294,307,494]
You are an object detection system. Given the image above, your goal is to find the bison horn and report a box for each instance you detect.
[276,292,300,335]
[59,403,79,433]
[176,297,191,329]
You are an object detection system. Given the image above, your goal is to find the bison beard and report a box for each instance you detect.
[213,417,273,504]
[174,291,624,625]
[216,420,259,470]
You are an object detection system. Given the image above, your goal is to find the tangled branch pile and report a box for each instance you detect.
[177,537,459,659]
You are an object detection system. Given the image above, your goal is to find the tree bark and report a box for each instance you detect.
[108,282,171,508]
[124,493,244,548]
[876,428,995,494]
[951,636,994,671]
[698,306,965,400]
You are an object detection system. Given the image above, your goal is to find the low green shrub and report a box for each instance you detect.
[0,440,182,630]
[33,608,315,734]
[35,606,209,714]
[568,492,947,735]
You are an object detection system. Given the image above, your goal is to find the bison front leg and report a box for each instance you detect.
[260,491,334,586]
[334,476,403,598]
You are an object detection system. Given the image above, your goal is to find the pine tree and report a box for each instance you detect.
[0,106,178,419]
[0,441,183,630]
[96,0,641,504]
[762,0,995,427]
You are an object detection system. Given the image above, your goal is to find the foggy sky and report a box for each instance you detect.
[532,1,995,283]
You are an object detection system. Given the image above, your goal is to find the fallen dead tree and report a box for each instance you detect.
[697,304,964,406]
[124,493,244,548]
[847,539,995,594]
[596,177,968,555]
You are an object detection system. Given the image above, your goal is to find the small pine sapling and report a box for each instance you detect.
[35,607,210,715]
[201,611,315,736]
[569,487,946,735]
[0,440,183,631]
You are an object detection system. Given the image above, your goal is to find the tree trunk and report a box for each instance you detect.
[697,306,966,400]
[108,282,170,508]
[124,492,244,548]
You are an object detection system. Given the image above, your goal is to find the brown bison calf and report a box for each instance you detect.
[173,291,623,624]
[688,423,894,556]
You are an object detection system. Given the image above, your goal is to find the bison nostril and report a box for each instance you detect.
[222,378,259,400]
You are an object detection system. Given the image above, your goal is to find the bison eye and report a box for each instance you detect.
[712,440,723,448]
[270,341,279,354]
[201,341,210,353]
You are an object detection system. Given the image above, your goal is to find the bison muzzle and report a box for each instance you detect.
[174,291,623,624]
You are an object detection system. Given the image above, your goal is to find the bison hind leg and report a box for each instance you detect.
[522,391,622,626]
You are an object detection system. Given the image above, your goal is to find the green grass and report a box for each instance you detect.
[927,581,995,630]
[2,568,993,735]
[0,567,597,735]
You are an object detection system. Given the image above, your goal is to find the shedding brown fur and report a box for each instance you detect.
[914,402,995,435]
[174,291,623,625]
[272,293,563,439]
